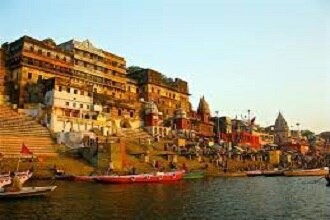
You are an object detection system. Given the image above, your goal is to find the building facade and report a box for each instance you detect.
[127,68,191,119]
[1,36,195,137]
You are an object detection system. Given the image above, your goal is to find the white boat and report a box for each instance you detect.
[246,170,263,177]
[15,170,33,185]
[0,186,57,199]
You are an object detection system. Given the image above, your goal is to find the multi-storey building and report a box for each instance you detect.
[58,39,141,130]
[1,35,200,138]
[127,68,191,119]
[2,36,73,107]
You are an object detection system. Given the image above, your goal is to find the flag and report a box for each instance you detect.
[20,143,32,155]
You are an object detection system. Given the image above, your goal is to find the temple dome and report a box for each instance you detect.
[197,96,210,114]
[275,112,289,130]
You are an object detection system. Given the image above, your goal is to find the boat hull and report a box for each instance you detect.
[183,171,205,179]
[246,170,263,177]
[0,186,57,199]
[262,170,284,177]
[96,171,184,184]
[284,169,328,177]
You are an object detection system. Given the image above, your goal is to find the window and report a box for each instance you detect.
[38,75,42,81]
[30,46,34,52]
[59,86,62,92]
[65,102,69,106]
[87,92,91,97]
[38,49,42,54]
[87,105,90,109]
[130,112,134,118]
[80,104,83,108]
[67,88,70,93]
[47,52,51,57]
[80,90,84,95]
[74,89,78,94]
[63,57,67,62]
[56,55,60,59]
[73,103,76,108]
[158,89,160,94]
[118,109,122,116]
[93,88,97,93]
[28,72,32,79]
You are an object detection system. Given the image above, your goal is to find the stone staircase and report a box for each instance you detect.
[119,128,152,141]
[0,104,57,158]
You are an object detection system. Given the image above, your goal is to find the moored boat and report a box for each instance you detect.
[96,170,184,184]
[73,175,98,182]
[246,170,263,177]
[325,174,330,186]
[0,186,57,199]
[284,168,328,177]
[183,170,205,179]
[262,170,284,177]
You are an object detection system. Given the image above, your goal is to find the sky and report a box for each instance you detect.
[0,0,329,133]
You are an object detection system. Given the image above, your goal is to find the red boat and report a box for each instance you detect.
[95,170,184,184]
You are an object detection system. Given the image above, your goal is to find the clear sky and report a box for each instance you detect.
[0,0,329,133]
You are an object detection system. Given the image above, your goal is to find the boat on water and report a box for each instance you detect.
[245,170,263,177]
[183,170,205,179]
[325,174,330,186]
[0,170,32,189]
[284,168,329,177]
[73,175,99,182]
[95,170,184,184]
[262,169,284,177]
[0,186,57,199]
[55,174,75,180]
[209,172,247,177]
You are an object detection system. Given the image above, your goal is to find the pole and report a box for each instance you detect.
[215,111,220,145]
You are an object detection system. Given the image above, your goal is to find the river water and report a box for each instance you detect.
[0,177,329,220]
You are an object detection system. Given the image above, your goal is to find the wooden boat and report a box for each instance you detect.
[284,169,328,177]
[183,170,205,179]
[209,172,247,177]
[0,170,32,189]
[96,170,184,184]
[73,175,99,182]
[55,174,75,180]
[262,170,284,177]
[325,174,330,186]
[246,170,263,177]
[0,186,57,199]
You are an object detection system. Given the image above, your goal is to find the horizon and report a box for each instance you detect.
[0,0,329,133]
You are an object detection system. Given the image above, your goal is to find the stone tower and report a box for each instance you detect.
[197,96,211,123]
[274,112,289,145]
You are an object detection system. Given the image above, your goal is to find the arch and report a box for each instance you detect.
[120,119,132,128]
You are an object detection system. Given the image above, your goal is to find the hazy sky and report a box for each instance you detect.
[1,0,329,133]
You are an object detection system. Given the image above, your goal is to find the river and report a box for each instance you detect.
[0,177,329,219]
